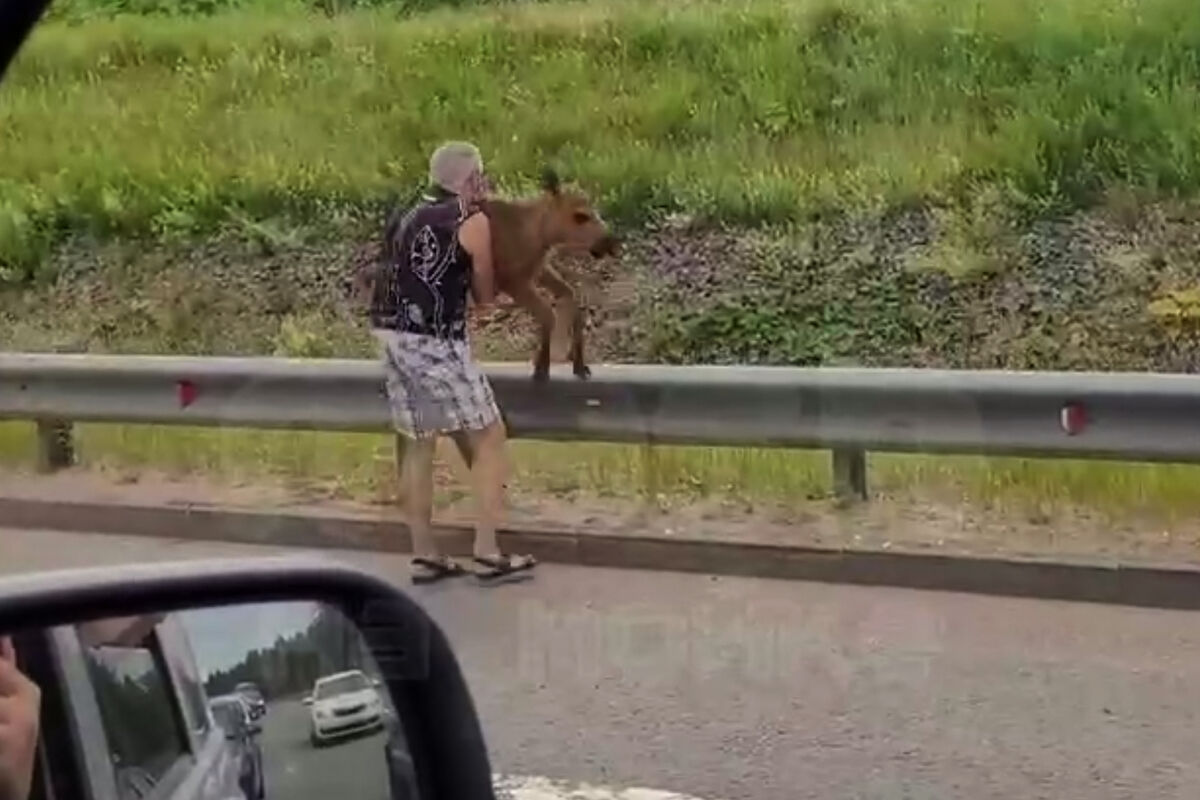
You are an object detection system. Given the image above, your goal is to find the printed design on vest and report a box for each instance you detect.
[369,197,471,339]
[410,226,441,280]
[403,299,423,328]
[408,223,457,334]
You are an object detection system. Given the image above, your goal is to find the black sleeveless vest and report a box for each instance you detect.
[370,190,474,340]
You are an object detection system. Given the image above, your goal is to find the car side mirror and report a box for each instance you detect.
[0,556,496,800]
[302,696,313,706]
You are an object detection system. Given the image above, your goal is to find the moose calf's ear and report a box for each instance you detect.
[540,167,562,195]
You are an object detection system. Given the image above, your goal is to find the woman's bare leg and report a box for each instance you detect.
[399,433,438,558]
[465,420,506,557]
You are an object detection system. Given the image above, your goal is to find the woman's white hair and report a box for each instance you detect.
[429,141,483,194]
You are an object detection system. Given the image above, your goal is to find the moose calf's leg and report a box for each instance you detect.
[512,284,556,382]
[539,265,589,380]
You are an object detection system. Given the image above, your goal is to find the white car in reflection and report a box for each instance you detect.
[304,669,385,746]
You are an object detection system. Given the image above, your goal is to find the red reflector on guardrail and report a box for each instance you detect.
[1060,401,1087,436]
[178,380,197,408]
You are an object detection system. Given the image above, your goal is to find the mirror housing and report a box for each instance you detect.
[0,556,497,800]
[302,695,314,706]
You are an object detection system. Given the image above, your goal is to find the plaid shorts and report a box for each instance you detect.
[372,329,500,440]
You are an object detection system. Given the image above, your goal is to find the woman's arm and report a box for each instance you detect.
[458,212,496,307]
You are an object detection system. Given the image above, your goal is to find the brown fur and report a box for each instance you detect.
[351,169,618,382]
[481,169,618,381]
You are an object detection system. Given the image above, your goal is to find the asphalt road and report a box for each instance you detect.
[258,698,390,800]
[6,527,1200,799]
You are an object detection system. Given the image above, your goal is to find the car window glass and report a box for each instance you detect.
[235,683,262,700]
[82,634,189,800]
[210,701,245,735]
[160,625,211,737]
[174,667,210,736]
[315,673,368,698]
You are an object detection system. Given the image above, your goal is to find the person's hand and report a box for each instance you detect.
[0,637,39,800]
[469,302,497,324]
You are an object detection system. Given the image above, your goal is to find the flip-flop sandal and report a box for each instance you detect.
[411,557,466,585]
[471,554,538,580]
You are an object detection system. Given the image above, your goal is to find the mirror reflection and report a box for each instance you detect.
[17,601,414,800]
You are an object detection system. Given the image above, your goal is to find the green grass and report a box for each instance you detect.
[6,0,1200,528]
[41,0,528,23]
[6,0,1200,278]
[4,420,1200,521]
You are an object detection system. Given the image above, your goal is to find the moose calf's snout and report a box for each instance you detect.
[590,234,620,259]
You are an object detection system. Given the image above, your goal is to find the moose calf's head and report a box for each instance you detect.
[540,168,620,259]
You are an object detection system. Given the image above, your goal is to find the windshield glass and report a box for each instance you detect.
[6,0,1200,797]
[209,701,243,733]
[314,674,368,699]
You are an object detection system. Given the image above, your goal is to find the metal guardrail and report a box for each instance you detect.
[4,352,1200,501]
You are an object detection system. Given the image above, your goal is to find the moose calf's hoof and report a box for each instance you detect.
[573,364,592,380]
[532,368,550,383]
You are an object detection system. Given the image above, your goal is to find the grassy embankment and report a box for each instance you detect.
[4,0,1200,520]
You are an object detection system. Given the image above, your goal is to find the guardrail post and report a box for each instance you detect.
[32,343,81,473]
[35,418,75,473]
[832,447,867,503]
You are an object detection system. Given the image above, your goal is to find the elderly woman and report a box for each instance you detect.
[365,142,536,584]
